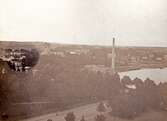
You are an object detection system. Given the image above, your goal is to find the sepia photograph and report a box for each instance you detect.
[0,0,167,121]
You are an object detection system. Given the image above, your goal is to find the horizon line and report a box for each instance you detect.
[0,40,167,48]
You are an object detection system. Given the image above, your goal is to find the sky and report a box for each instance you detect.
[0,0,167,46]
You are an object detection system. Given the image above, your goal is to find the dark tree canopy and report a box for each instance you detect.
[94,114,106,121]
[97,102,106,113]
[64,112,76,121]
[6,48,39,72]
[80,116,86,121]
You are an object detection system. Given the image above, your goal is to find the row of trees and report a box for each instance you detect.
[109,75,167,119]
[64,112,106,121]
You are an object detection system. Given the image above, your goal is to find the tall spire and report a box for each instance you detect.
[112,37,116,73]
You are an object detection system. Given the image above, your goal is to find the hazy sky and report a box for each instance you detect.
[0,0,167,46]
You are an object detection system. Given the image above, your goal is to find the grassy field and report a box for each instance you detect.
[22,102,99,121]
[21,102,167,121]
[106,110,167,121]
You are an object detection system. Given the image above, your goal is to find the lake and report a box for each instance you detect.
[119,68,167,84]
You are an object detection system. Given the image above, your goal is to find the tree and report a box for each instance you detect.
[133,77,144,89]
[109,94,145,119]
[143,78,161,110]
[94,114,106,121]
[0,60,11,112]
[97,102,106,113]
[64,112,76,121]
[121,76,132,85]
[105,73,122,99]
[47,119,52,121]
[80,115,86,121]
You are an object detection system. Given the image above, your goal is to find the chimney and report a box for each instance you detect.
[112,38,116,73]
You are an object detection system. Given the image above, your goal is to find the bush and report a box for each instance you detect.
[80,116,86,121]
[97,102,106,113]
[94,114,106,121]
[64,112,76,121]
[109,94,146,119]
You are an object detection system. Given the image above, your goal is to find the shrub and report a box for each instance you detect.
[94,114,106,121]
[64,112,76,121]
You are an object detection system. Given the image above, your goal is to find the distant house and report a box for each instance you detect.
[69,51,77,55]
[130,56,137,63]
[164,55,167,60]
[41,48,51,55]
[54,52,65,57]
[142,56,148,60]
[149,54,154,59]
[107,53,113,59]
[83,64,114,74]
[155,57,163,61]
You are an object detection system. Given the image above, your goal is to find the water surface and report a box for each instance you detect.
[119,68,167,84]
